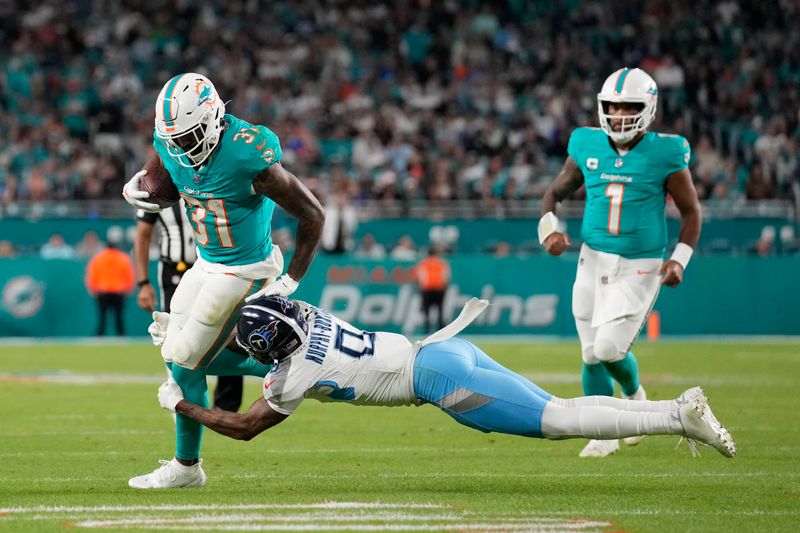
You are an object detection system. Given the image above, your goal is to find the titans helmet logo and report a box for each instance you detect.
[248,320,279,353]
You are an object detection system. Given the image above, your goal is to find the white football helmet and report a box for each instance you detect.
[154,73,226,168]
[597,67,658,144]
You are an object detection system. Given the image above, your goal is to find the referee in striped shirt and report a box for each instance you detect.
[133,201,243,413]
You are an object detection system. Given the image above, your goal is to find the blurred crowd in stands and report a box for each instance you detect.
[0,0,799,212]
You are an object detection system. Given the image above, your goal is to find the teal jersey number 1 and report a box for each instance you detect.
[567,127,690,259]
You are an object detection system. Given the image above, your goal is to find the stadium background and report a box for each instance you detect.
[1,2,799,533]
[0,0,798,337]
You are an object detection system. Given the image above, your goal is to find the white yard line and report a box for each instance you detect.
[1,505,613,533]
[0,502,448,514]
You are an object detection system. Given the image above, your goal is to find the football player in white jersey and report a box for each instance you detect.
[151,296,735,478]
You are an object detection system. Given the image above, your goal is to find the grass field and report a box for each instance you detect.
[0,339,798,532]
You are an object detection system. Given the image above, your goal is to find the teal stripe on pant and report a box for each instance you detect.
[169,349,272,460]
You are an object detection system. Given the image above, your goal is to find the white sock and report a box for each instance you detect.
[548,395,677,413]
[172,459,199,473]
[540,403,683,440]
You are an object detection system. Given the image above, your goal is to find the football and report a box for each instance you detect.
[139,158,179,208]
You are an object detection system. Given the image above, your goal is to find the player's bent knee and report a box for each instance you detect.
[581,345,598,365]
[593,337,625,363]
[162,334,195,368]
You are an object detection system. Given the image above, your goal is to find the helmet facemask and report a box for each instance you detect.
[156,107,223,168]
[597,98,655,144]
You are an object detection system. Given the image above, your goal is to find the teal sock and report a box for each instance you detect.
[582,362,615,396]
[172,364,209,461]
[602,352,640,397]
[170,349,273,460]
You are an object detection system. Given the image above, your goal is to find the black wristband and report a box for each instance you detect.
[137,279,151,288]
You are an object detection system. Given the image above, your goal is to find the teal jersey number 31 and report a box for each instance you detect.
[154,114,283,266]
[567,127,691,259]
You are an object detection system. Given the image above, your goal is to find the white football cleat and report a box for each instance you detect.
[128,458,207,489]
[677,397,736,458]
[676,386,706,406]
[579,439,620,458]
[623,385,647,446]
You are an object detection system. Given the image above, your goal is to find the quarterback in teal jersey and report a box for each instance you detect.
[539,67,702,458]
[122,73,324,487]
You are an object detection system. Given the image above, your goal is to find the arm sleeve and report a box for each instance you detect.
[243,125,283,176]
[566,128,583,161]
[262,366,304,415]
[664,135,691,175]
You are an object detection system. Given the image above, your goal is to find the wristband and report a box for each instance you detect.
[137,279,151,288]
[538,211,560,245]
[669,242,693,270]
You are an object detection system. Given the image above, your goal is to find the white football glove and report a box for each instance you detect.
[245,274,299,302]
[158,378,184,412]
[123,170,161,213]
[147,311,170,347]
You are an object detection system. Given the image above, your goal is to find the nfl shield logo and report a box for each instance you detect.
[615,158,624,168]
[193,173,201,183]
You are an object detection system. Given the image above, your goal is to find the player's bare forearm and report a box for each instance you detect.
[666,169,702,248]
[253,164,324,281]
[133,221,154,283]
[289,218,324,280]
[174,397,287,441]
[541,157,584,215]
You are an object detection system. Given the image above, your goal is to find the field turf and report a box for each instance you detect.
[0,340,798,532]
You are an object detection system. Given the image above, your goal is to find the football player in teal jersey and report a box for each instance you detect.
[539,67,702,458]
[122,73,324,487]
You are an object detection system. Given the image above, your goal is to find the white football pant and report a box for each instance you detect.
[161,248,283,369]
[572,244,661,364]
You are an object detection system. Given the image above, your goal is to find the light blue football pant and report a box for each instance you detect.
[168,349,272,460]
[413,338,552,437]
[413,338,684,440]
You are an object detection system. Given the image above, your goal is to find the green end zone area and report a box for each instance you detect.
[0,341,798,532]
